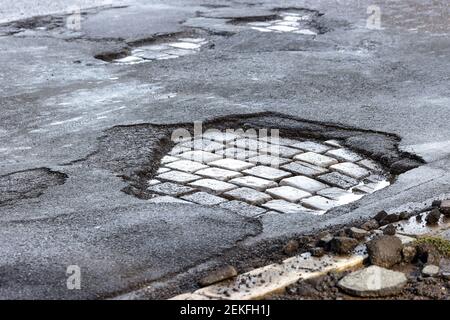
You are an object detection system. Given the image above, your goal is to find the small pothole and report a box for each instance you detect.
[146,130,391,217]
[96,37,209,64]
[235,11,320,35]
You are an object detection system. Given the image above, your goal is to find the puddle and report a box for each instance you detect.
[246,12,319,35]
[98,37,209,65]
[147,130,390,217]
[394,212,450,236]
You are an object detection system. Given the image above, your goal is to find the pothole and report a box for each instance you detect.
[147,129,391,217]
[233,11,321,35]
[96,37,209,64]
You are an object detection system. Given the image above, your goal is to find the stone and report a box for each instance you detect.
[195,167,242,181]
[294,152,338,167]
[374,210,388,222]
[425,208,441,224]
[317,187,352,201]
[439,200,450,215]
[310,247,325,257]
[189,179,237,194]
[215,147,257,160]
[262,200,312,214]
[330,162,370,179]
[302,196,339,211]
[281,161,328,177]
[325,148,363,162]
[209,158,254,171]
[228,176,277,191]
[347,227,368,240]
[165,160,208,173]
[291,141,331,153]
[266,186,311,202]
[283,240,299,255]
[358,159,383,172]
[324,139,342,147]
[147,182,194,196]
[243,165,291,181]
[422,265,440,277]
[230,138,269,151]
[317,233,333,248]
[248,154,291,167]
[148,179,160,186]
[317,172,359,189]
[156,167,171,174]
[366,235,403,268]
[280,176,328,193]
[160,155,179,164]
[416,243,441,265]
[201,131,240,143]
[148,196,191,204]
[360,219,379,231]
[402,245,417,263]
[180,139,225,152]
[181,192,227,206]
[218,200,267,217]
[258,145,302,158]
[179,150,223,163]
[198,265,238,287]
[224,187,272,205]
[328,237,359,255]
[379,213,400,226]
[156,170,201,184]
[338,266,407,297]
[383,224,397,236]
[169,145,191,155]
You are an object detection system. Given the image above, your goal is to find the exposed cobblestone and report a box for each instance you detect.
[224,187,272,205]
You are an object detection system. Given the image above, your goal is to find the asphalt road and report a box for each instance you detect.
[0,0,449,299]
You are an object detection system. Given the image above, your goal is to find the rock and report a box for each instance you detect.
[399,211,409,220]
[329,237,359,255]
[283,239,299,255]
[374,210,388,222]
[334,229,347,237]
[338,266,407,297]
[316,233,333,248]
[402,245,417,263]
[416,243,441,265]
[425,209,441,225]
[347,227,368,240]
[383,224,396,236]
[198,265,238,287]
[310,247,325,257]
[367,235,403,268]
[360,219,379,231]
[422,265,440,277]
[432,200,442,208]
[440,200,450,216]
[379,214,400,226]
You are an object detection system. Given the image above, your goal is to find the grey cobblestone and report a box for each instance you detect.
[181,192,227,205]
[218,200,267,217]
[147,182,194,196]
[330,162,370,179]
[317,172,359,189]
[262,200,313,214]
[156,170,201,184]
[281,161,328,177]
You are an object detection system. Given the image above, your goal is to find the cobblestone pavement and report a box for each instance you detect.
[148,131,390,217]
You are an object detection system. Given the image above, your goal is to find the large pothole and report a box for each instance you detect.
[147,129,390,217]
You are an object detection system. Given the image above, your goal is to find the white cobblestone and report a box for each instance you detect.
[189,178,237,194]
[219,200,267,217]
[291,141,331,153]
[156,167,171,174]
[258,145,302,158]
[324,139,342,148]
[179,150,223,163]
[148,179,161,186]
[262,200,313,214]
[330,162,370,179]
[224,187,272,205]
[156,170,201,183]
[147,182,194,196]
[165,160,208,173]
[161,155,179,164]
[148,196,192,204]
[325,148,363,162]
[294,152,338,167]
[195,167,242,181]
[209,158,255,171]
[302,196,339,210]
[280,176,328,193]
[230,138,269,151]
[180,139,225,152]
[281,161,328,177]
[248,154,291,167]
[266,186,311,202]
[243,165,291,181]
[169,145,191,155]
[215,147,258,160]
[201,131,241,143]
[229,176,277,191]
[181,192,227,205]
